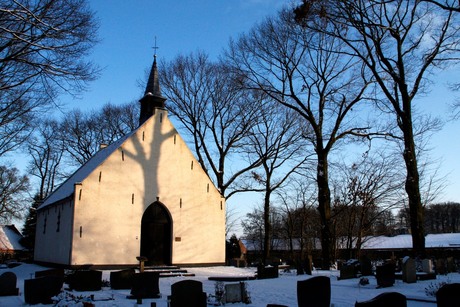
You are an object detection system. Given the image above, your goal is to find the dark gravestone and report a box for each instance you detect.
[110,269,135,290]
[0,272,19,296]
[304,256,312,275]
[35,268,65,279]
[359,256,373,276]
[340,264,356,280]
[257,264,279,279]
[436,283,460,307]
[68,270,102,291]
[24,275,64,305]
[375,263,395,288]
[297,276,331,307]
[401,257,416,283]
[355,292,407,307]
[446,257,456,273]
[129,272,160,299]
[169,280,207,307]
[436,258,447,275]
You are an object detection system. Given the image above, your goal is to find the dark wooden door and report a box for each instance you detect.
[140,202,172,265]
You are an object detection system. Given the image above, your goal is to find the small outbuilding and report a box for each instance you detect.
[0,225,25,261]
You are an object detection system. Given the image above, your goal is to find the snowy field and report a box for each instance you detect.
[0,263,458,306]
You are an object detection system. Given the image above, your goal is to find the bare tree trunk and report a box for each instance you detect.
[263,189,271,264]
[401,118,426,257]
[317,152,332,269]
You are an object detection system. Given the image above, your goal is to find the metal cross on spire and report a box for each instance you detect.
[153,36,159,57]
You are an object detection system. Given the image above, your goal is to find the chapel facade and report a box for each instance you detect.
[33,55,226,268]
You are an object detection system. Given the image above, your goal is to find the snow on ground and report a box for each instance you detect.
[0,263,458,306]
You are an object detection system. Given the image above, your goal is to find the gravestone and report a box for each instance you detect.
[110,269,135,290]
[355,292,407,307]
[24,275,64,305]
[0,272,19,296]
[297,276,331,307]
[375,262,395,288]
[224,283,242,303]
[402,257,416,283]
[447,257,456,273]
[68,270,102,291]
[436,258,447,275]
[169,280,206,307]
[340,264,356,280]
[421,259,433,274]
[436,283,460,307]
[359,256,373,276]
[257,264,279,279]
[129,272,160,299]
[35,268,65,279]
[305,256,313,275]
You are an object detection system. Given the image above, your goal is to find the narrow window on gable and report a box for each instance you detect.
[43,216,47,234]
[56,209,61,232]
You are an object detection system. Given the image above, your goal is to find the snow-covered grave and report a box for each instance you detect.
[0,262,459,306]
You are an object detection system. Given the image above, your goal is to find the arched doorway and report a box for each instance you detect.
[140,201,172,266]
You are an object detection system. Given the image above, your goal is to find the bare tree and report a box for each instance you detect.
[0,0,99,158]
[331,151,405,258]
[159,51,262,198]
[244,102,311,263]
[277,177,319,263]
[60,101,138,166]
[27,120,66,200]
[0,165,29,223]
[422,0,460,12]
[226,8,371,268]
[294,0,460,257]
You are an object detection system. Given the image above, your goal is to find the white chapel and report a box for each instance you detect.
[34,55,226,268]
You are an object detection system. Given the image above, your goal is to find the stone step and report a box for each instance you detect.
[141,266,193,277]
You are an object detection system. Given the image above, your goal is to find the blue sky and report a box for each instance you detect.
[70,0,289,110]
[64,1,459,225]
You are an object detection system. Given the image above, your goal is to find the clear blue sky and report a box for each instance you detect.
[65,1,459,227]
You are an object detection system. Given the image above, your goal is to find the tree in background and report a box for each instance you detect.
[159,52,262,198]
[294,0,460,257]
[0,165,29,223]
[227,8,372,268]
[0,0,99,159]
[20,194,41,251]
[243,102,310,263]
[60,101,138,167]
[277,178,319,264]
[331,151,404,258]
[27,120,66,200]
[424,202,460,233]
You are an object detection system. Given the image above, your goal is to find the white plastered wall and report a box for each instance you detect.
[34,199,74,265]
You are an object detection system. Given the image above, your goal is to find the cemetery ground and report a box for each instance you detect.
[0,262,459,306]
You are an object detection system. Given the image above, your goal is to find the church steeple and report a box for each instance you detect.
[139,54,167,126]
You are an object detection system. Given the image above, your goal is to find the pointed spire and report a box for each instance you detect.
[139,46,167,126]
[144,55,162,97]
